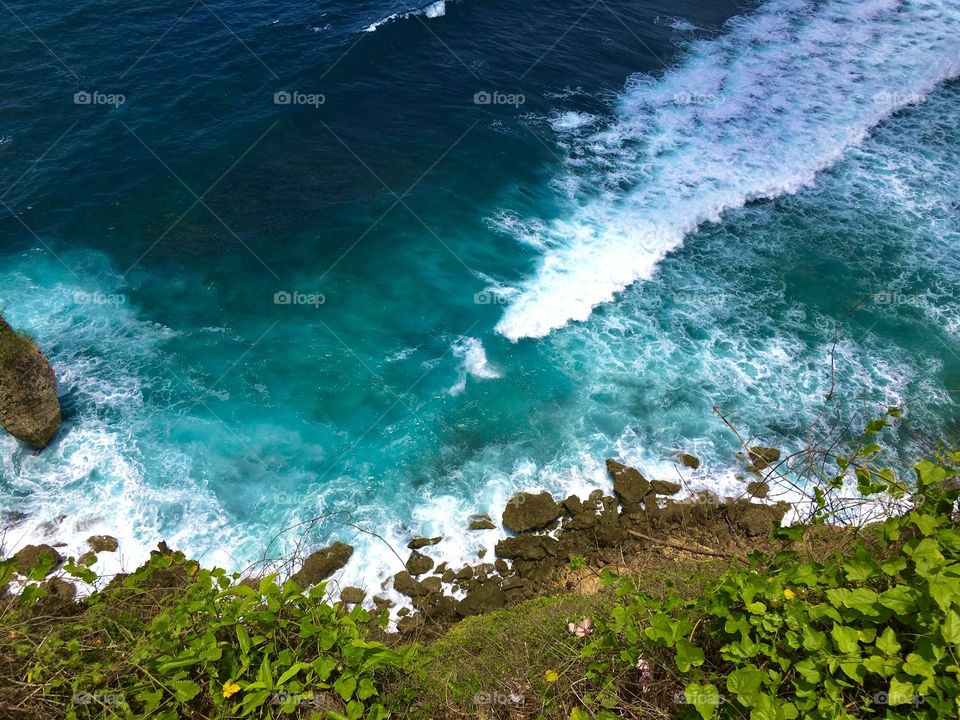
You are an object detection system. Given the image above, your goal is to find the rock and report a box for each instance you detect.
[502,576,526,591]
[420,576,442,595]
[732,502,789,537]
[494,559,509,573]
[340,586,366,605]
[87,535,119,553]
[13,544,63,574]
[502,492,561,533]
[458,581,507,617]
[747,481,770,499]
[495,535,559,561]
[291,542,353,587]
[606,460,651,506]
[454,566,473,581]
[407,536,441,550]
[393,571,425,597]
[677,453,701,470]
[1,510,28,528]
[468,514,496,530]
[561,495,583,516]
[373,595,394,609]
[44,577,76,600]
[651,480,682,496]
[748,447,781,470]
[405,551,435,576]
[441,569,455,583]
[0,317,61,449]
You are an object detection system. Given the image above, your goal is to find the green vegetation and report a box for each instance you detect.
[0,314,33,366]
[2,413,958,719]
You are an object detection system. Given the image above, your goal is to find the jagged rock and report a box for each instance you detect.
[748,447,781,470]
[502,576,526,591]
[678,453,701,470]
[291,542,353,587]
[454,566,473,581]
[340,586,366,605]
[405,551,435,576]
[44,577,76,600]
[495,535,559,561]
[407,536,441,550]
[730,501,789,537]
[13,544,63,574]
[87,535,119,553]
[441,569,455,583]
[606,460,651,506]
[420,576,442,595]
[468,514,496,530]
[651,480,682,496]
[0,317,61,449]
[494,559,509,573]
[373,595,394,610]
[396,614,424,634]
[393,571,426,597]
[747,481,770,499]
[502,492,561,533]
[458,581,507,617]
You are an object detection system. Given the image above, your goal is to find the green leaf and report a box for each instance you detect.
[676,639,705,672]
[876,627,901,656]
[879,586,916,615]
[942,611,960,644]
[277,662,310,686]
[843,588,882,618]
[831,625,859,654]
[685,682,720,719]
[170,679,200,703]
[335,675,358,702]
[314,656,336,681]
[236,625,251,655]
[727,665,765,707]
[888,676,916,706]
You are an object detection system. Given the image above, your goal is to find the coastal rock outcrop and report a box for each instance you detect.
[0,317,61,449]
[291,541,353,587]
[502,491,561,533]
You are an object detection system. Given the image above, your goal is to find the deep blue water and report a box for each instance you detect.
[2,0,960,590]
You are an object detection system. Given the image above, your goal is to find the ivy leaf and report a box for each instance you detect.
[676,639,705,672]
[334,675,358,702]
[876,627,901,656]
[170,679,200,703]
[685,682,720,719]
[843,588,882,618]
[727,665,765,707]
[942,611,960,644]
[888,676,916,706]
[879,586,916,615]
[831,625,859,654]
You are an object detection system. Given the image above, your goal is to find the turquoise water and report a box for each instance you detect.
[2,0,960,590]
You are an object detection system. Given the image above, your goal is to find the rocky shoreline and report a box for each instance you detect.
[276,454,791,637]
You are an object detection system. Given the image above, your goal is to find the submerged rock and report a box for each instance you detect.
[0,317,61,449]
[747,481,770,499]
[291,542,353,587]
[677,452,701,470]
[407,536,441,550]
[468,514,496,530]
[748,447,781,470]
[502,491,560,533]
[87,535,119,553]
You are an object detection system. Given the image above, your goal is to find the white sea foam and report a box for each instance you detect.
[365,1,447,33]
[447,336,502,396]
[548,111,598,133]
[496,0,960,341]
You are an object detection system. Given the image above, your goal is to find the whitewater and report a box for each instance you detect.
[496,0,960,341]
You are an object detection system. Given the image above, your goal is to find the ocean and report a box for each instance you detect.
[2,0,960,595]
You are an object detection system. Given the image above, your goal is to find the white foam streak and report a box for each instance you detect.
[496,0,960,341]
[447,337,502,396]
[365,1,447,32]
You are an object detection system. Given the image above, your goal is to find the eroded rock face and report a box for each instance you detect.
[501,492,560,533]
[0,317,61,449]
[13,544,63,574]
[605,460,651,506]
[291,541,353,587]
